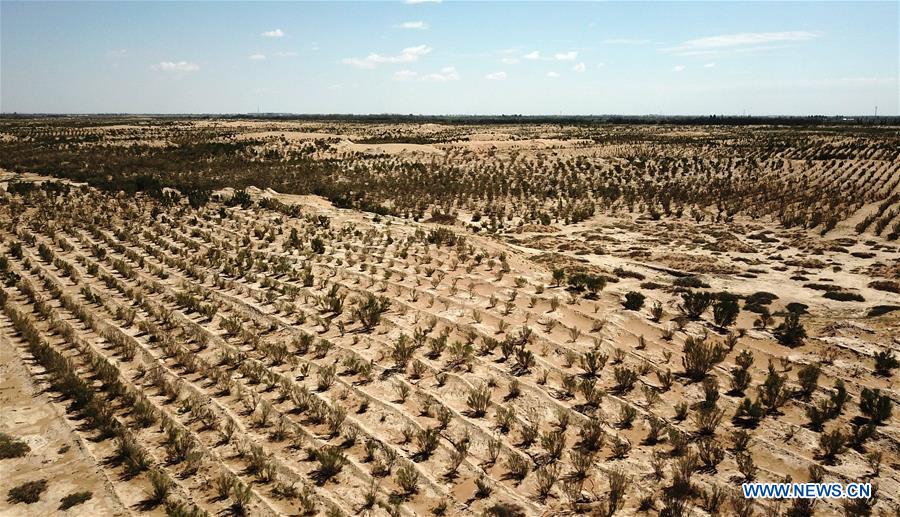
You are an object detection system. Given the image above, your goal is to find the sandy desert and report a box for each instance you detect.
[0,117,898,517]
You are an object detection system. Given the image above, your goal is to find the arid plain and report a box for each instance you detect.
[0,117,898,516]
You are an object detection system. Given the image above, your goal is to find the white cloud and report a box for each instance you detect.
[672,65,686,72]
[546,71,560,78]
[393,66,459,82]
[342,45,432,69]
[396,21,428,30]
[273,51,298,58]
[703,62,716,68]
[662,31,820,56]
[393,70,419,81]
[523,51,540,60]
[572,62,586,73]
[106,49,127,59]
[328,83,343,90]
[554,51,578,61]
[405,0,441,4]
[249,53,266,60]
[261,29,285,38]
[421,66,459,82]
[485,71,507,81]
[500,57,519,65]
[151,61,199,72]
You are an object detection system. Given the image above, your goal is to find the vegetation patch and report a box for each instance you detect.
[0,432,30,459]
[7,479,48,504]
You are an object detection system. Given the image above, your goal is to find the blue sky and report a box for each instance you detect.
[2,1,897,115]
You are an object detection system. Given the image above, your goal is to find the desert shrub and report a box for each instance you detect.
[396,463,419,496]
[701,485,727,514]
[817,428,846,464]
[610,436,631,458]
[733,398,764,425]
[577,420,605,452]
[567,273,606,298]
[389,335,417,370]
[848,423,876,451]
[712,297,740,328]
[823,291,865,302]
[828,379,848,417]
[534,463,560,500]
[674,276,708,289]
[860,388,892,424]
[643,415,665,445]
[805,399,832,431]
[786,302,809,314]
[731,430,751,452]
[59,491,92,510]
[541,429,566,461]
[622,291,645,311]
[148,469,171,505]
[116,433,149,474]
[7,479,47,504]
[579,349,607,377]
[612,366,638,393]
[868,305,900,317]
[692,406,725,436]
[874,351,899,377]
[505,452,531,483]
[868,280,900,293]
[680,290,712,319]
[0,432,30,459]
[746,291,778,306]
[796,363,821,399]
[681,335,726,380]
[697,438,725,470]
[673,402,689,421]
[668,427,689,456]
[605,468,630,514]
[670,452,698,497]
[485,502,527,517]
[757,363,789,414]
[353,293,390,331]
[657,369,673,391]
[774,312,806,347]
[467,384,491,417]
[736,452,757,480]
[730,352,753,395]
[230,481,252,516]
[415,427,440,460]
[312,446,346,483]
[617,403,637,428]
[495,405,515,433]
